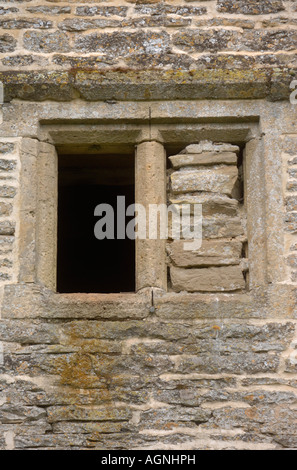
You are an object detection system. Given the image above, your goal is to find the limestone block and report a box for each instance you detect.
[0,159,16,172]
[203,216,244,238]
[171,166,238,195]
[217,0,285,15]
[170,265,245,292]
[23,31,70,53]
[167,239,242,267]
[169,193,239,217]
[0,143,15,154]
[47,406,131,423]
[0,34,16,53]
[169,151,237,168]
[168,214,244,239]
[0,186,16,198]
[179,141,239,155]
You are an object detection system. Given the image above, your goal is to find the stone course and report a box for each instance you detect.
[0,0,296,90]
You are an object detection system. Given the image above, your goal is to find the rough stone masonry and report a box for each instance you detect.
[0,0,297,451]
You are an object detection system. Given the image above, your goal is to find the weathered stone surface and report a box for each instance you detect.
[167,239,242,268]
[206,406,297,437]
[173,29,238,53]
[0,34,16,52]
[136,140,167,291]
[47,405,132,423]
[0,221,14,236]
[138,406,212,430]
[13,433,89,450]
[124,52,193,69]
[75,6,128,17]
[170,265,245,292]
[170,194,239,217]
[26,6,71,14]
[1,284,150,319]
[0,159,16,171]
[0,203,12,216]
[52,55,116,68]
[285,213,297,233]
[58,18,121,31]
[288,167,297,179]
[235,30,297,52]
[175,352,280,375]
[0,404,47,424]
[287,254,297,269]
[286,181,297,192]
[195,17,255,29]
[170,151,237,168]
[61,320,190,342]
[122,16,191,28]
[171,166,239,195]
[0,19,52,29]
[0,7,18,15]
[74,31,170,55]
[23,31,70,53]
[125,0,161,3]
[134,4,207,16]
[0,258,12,267]
[217,0,285,15]
[262,17,296,28]
[128,320,290,355]
[0,236,13,247]
[154,388,297,408]
[52,421,129,434]
[286,196,297,212]
[169,214,244,238]
[180,142,240,154]
[0,143,15,154]
[174,29,297,53]
[241,377,297,388]
[0,69,294,102]
[0,320,59,344]
[2,54,49,67]
[0,186,16,198]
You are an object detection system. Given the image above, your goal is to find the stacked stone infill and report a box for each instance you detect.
[167,141,247,292]
[0,0,296,72]
[0,141,17,284]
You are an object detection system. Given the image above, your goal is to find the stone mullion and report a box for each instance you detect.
[135,140,167,292]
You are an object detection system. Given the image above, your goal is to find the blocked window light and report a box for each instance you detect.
[165,141,248,293]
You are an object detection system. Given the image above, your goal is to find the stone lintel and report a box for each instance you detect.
[0,68,293,102]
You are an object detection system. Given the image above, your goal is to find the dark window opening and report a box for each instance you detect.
[57,153,135,293]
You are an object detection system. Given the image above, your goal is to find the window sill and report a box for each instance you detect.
[2,282,295,321]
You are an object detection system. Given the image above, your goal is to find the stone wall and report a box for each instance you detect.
[0,0,296,73]
[0,0,297,453]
